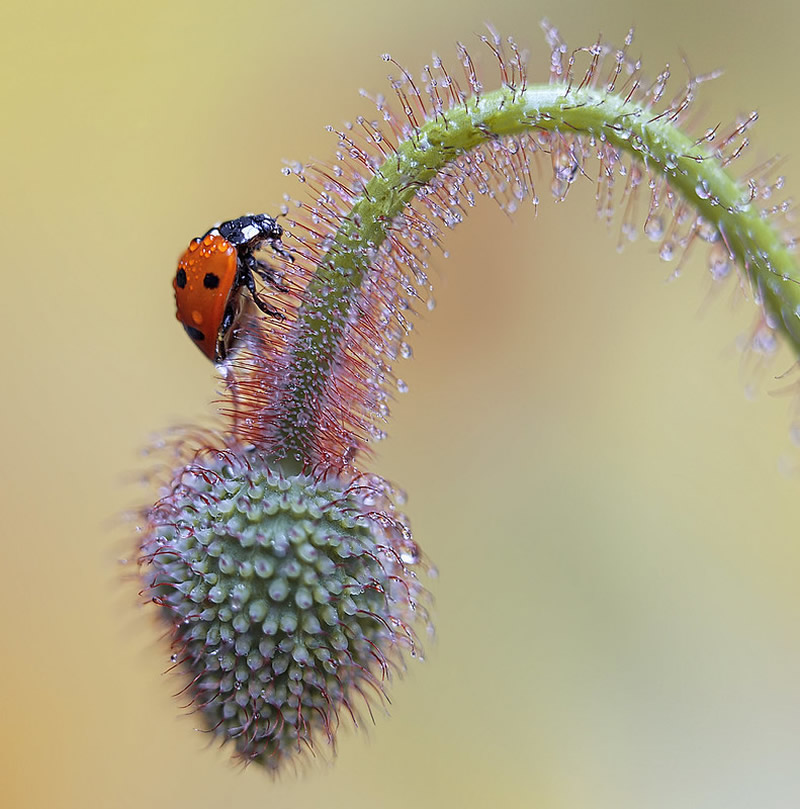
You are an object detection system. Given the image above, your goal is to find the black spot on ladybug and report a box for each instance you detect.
[183,324,205,343]
[175,268,187,288]
[203,273,220,289]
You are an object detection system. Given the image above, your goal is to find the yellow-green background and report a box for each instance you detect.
[5,0,800,806]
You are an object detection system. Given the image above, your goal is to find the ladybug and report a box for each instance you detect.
[173,214,288,363]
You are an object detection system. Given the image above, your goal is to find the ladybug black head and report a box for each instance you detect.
[216,214,283,252]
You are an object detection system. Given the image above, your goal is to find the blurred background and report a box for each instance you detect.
[5,0,800,806]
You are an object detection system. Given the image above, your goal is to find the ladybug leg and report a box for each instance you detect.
[220,301,238,335]
[243,252,290,294]
[269,239,295,264]
[253,260,290,294]
[242,264,285,320]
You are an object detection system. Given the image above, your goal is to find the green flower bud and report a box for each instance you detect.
[139,445,431,770]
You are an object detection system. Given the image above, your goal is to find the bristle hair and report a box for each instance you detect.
[221,23,795,466]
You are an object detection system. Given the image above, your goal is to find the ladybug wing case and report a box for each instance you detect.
[173,235,240,361]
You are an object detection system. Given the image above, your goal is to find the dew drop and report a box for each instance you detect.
[399,539,420,565]
[550,176,569,200]
[659,242,675,262]
[765,310,779,331]
[695,180,710,200]
[709,256,731,281]
[644,216,664,241]
[696,217,718,243]
[752,327,777,356]
[396,379,409,394]
[708,243,732,280]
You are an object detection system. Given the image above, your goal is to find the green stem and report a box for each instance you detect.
[275,84,800,459]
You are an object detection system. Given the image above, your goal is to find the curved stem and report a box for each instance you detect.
[273,84,800,460]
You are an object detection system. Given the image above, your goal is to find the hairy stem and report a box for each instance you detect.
[275,83,800,459]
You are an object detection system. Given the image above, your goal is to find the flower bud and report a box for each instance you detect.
[138,444,430,770]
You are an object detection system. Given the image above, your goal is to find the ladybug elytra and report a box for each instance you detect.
[173,213,288,363]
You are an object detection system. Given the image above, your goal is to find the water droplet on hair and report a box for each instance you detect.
[709,244,732,280]
[659,241,675,261]
[695,180,710,200]
[752,327,777,355]
[396,379,409,394]
[551,176,569,200]
[399,540,420,565]
[696,217,718,243]
[644,216,664,241]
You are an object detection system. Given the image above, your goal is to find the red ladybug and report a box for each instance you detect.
[173,214,287,363]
